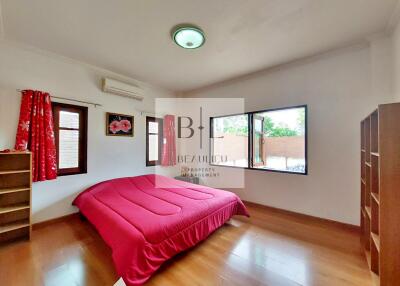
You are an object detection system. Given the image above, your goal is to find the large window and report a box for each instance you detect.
[146,117,163,166]
[52,102,88,176]
[210,105,307,174]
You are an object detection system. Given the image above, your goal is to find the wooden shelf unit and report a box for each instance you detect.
[0,187,30,195]
[0,152,32,244]
[365,206,372,219]
[360,103,400,285]
[371,192,380,204]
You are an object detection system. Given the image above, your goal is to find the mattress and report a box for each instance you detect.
[72,174,249,285]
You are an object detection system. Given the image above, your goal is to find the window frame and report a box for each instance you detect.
[146,116,163,166]
[209,105,308,175]
[52,102,88,176]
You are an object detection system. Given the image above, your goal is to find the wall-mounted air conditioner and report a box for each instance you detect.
[102,78,144,101]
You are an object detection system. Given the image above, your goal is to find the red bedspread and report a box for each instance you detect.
[72,174,249,285]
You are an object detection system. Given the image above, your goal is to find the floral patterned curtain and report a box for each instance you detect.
[15,90,57,182]
[161,115,176,166]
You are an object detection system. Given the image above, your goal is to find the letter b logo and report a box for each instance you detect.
[178,117,194,138]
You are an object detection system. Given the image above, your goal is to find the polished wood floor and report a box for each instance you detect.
[0,203,372,286]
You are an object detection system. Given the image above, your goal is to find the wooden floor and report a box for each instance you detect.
[0,203,372,286]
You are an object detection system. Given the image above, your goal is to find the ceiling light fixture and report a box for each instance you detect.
[172,25,205,49]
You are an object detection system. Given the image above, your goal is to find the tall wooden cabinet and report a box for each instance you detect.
[360,103,400,285]
[0,152,32,244]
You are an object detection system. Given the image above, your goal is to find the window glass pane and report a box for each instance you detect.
[212,115,248,167]
[148,122,159,134]
[253,116,264,165]
[254,119,262,132]
[59,130,79,168]
[149,134,159,161]
[60,111,79,129]
[252,107,306,173]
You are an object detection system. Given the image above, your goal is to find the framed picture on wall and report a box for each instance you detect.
[106,112,134,137]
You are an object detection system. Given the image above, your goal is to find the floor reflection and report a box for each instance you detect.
[230,235,307,285]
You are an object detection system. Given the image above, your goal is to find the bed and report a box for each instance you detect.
[72,174,249,285]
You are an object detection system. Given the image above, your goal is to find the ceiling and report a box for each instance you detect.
[0,0,398,92]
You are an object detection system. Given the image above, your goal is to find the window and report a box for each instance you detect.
[52,102,88,176]
[146,117,163,166]
[210,105,307,175]
[251,106,306,173]
[210,114,248,167]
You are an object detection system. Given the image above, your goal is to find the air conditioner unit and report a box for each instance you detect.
[102,78,144,101]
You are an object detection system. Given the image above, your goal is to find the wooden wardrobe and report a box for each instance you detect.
[360,103,400,285]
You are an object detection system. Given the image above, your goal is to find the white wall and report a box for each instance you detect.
[185,45,393,225]
[392,20,400,101]
[369,34,393,101]
[0,41,174,223]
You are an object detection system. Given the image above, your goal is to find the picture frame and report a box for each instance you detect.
[106,112,134,137]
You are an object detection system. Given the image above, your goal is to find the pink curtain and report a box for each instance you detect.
[15,90,57,182]
[161,115,176,166]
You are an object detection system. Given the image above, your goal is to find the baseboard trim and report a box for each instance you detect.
[32,203,360,233]
[243,200,360,233]
[32,212,79,230]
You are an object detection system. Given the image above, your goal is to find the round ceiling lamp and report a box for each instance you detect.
[172,25,205,49]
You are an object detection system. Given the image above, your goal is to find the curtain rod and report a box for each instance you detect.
[136,110,169,117]
[16,89,102,107]
[137,110,155,116]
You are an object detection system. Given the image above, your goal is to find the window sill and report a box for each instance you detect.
[209,163,308,176]
[57,171,87,177]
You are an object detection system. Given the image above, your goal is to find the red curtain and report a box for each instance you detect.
[161,115,176,166]
[15,90,57,182]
